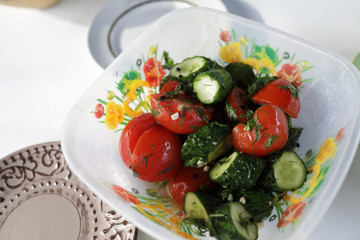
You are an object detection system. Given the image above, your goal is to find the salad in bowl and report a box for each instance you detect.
[62,7,360,240]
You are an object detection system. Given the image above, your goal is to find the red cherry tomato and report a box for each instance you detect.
[131,125,182,182]
[231,104,289,156]
[251,78,300,118]
[160,80,180,94]
[168,166,213,207]
[220,30,232,42]
[150,93,213,134]
[119,113,157,167]
[94,103,104,119]
[225,87,250,124]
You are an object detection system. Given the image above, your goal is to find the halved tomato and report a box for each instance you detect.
[251,78,300,118]
[225,87,250,124]
[119,113,157,167]
[150,93,213,134]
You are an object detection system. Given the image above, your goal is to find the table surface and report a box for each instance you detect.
[1,0,360,239]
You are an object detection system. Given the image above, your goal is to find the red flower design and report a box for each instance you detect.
[143,57,166,87]
[220,30,232,42]
[277,63,302,87]
[94,103,104,119]
[277,201,306,228]
[336,127,345,142]
[112,185,140,205]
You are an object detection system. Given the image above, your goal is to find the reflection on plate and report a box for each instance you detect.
[88,0,228,69]
[0,142,137,240]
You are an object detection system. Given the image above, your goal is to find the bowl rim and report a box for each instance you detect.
[62,6,360,240]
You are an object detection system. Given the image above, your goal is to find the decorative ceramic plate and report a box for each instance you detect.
[63,7,360,240]
[88,0,228,68]
[0,142,137,240]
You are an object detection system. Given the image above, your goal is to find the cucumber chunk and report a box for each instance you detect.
[184,192,221,235]
[170,56,220,94]
[238,190,274,223]
[210,202,258,240]
[170,56,209,79]
[225,62,256,90]
[258,151,307,192]
[283,126,303,151]
[193,69,235,104]
[182,121,232,167]
[217,188,274,223]
[209,151,266,190]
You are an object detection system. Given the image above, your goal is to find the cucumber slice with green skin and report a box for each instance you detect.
[225,62,256,90]
[210,202,258,240]
[182,121,232,167]
[183,192,221,235]
[169,56,221,94]
[193,69,235,104]
[170,56,220,84]
[258,151,307,192]
[217,188,274,223]
[274,151,306,190]
[209,151,266,190]
[170,56,208,79]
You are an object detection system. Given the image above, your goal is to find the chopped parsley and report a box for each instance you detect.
[278,83,299,98]
[141,154,154,167]
[129,165,139,178]
[157,164,176,175]
[265,135,280,148]
[248,75,278,96]
[161,51,174,69]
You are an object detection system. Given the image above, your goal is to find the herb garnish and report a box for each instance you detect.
[194,107,209,123]
[248,75,278,96]
[141,154,154,166]
[265,135,280,148]
[278,83,299,98]
[157,164,176,175]
[161,51,174,70]
[129,165,139,178]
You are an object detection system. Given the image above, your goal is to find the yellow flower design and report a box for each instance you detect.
[239,36,248,46]
[315,137,336,164]
[299,60,310,69]
[242,57,276,74]
[242,57,261,71]
[284,164,320,204]
[123,99,143,118]
[122,80,151,117]
[258,58,276,74]
[105,101,124,130]
[219,42,242,63]
[125,80,151,101]
[285,136,337,204]
[149,45,157,55]
[106,90,115,100]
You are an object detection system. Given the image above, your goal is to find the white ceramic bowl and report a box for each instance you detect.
[62,7,360,240]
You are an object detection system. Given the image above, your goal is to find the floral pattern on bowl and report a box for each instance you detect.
[90,27,346,239]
